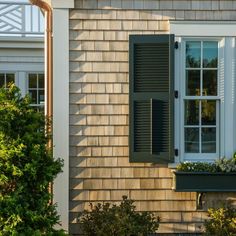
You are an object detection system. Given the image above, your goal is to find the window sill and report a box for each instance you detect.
[168,162,179,169]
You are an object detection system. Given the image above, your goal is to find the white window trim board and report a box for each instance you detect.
[170,21,236,37]
[223,37,236,158]
[170,21,236,162]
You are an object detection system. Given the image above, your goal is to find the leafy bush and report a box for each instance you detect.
[0,85,65,235]
[78,195,160,236]
[215,155,236,172]
[204,206,236,236]
[177,153,236,173]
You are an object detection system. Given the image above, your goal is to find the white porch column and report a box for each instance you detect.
[51,0,74,231]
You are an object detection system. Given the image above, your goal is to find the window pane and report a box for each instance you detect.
[185,100,199,125]
[28,74,37,88]
[0,74,4,87]
[38,74,44,88]
[186,41,201,68]
[203,70,217,96]
[185,128,199,153]
[203,42,218,68]
[202,100,216,125]
[186,70,200,96]
[38,90,44,105]
[202,128,216,153]
[38,106,44,113]
[6,74,15,86]
[29,90,37,104]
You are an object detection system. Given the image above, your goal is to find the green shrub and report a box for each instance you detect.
[204,206,236,236]
[78,195,160,236]
[0,85,65,235]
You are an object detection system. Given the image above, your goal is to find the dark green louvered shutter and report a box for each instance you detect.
[129,34,174,163]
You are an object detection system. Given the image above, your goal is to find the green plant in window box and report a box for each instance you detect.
[176,153,236,173]
[174,153,236,192]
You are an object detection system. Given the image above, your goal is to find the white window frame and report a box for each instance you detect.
[170,21,236,163]
[181,38,221,161]
[27,72,45,108]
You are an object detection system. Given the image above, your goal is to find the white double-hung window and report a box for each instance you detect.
[171,21,236,162]
[184,40,219,160]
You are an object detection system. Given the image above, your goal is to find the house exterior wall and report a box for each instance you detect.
[0,39,44,97]
[68,1,236,234]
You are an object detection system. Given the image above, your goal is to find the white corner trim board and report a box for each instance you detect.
[170,21,236,37]
[52,8,69,232]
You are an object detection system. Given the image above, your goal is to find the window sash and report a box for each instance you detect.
[182,39,220,161]
[27,72,45,109]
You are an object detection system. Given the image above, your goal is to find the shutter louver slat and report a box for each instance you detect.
[129,34,174,163]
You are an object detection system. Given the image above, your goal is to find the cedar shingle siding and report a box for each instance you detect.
[69,1,236,234]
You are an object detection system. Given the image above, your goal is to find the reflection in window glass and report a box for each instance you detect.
[202,128,216,153]
[203,70,217,96]
[203,42,218,68]
[185,100,199,125]
[29,90,37,104]
[202,100,216,125]
[0,74,4,87]
[38,90,45,104]
[0,73,15,88]
[6,74,14,85]
[29,74,37,88]
[38,74,44,88]
[186,41,201,68]
[185,128,199,153]
[186,70,200,96]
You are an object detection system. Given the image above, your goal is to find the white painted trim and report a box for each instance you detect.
[224,37,235,158]
[0,37,44,49]
[170,21,236,37]
[46,0,74,8]
[234,38,236,152]
[174,36,181,163]
[219,39,225,158]
[0,63,43,71]
[52,8,69,232]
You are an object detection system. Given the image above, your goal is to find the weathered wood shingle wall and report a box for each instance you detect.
[69,0,236,234]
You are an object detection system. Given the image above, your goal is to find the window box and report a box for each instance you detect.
[173,171,236,192]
